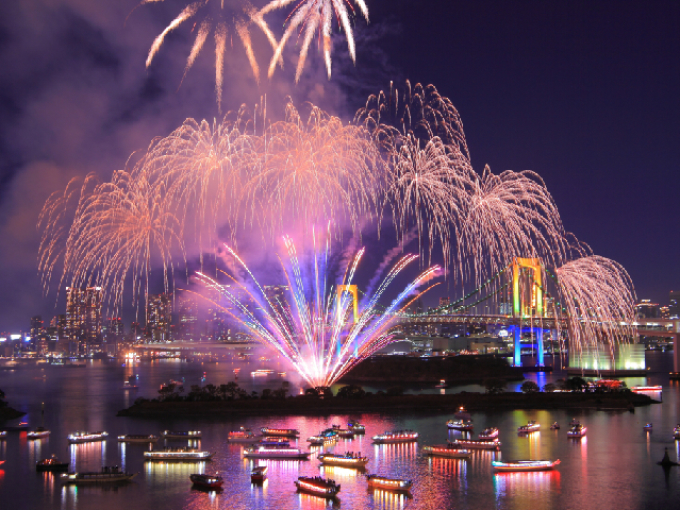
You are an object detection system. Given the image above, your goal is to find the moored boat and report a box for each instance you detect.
[256,438,291,448]
[260,427,299,437]
[161,430,201,440]
[550,422,560,430]
[518,421,540,433]
[243,446,310,459]
[365,474,413,492]
[144,447,214,461]
[348,422,365,434]
[423,445,471,458]
[27,427,51,439]
[36,455,69,472]
[294,476,340,498]
[448,438,501,450]
[189,473,223,490]
[250,465,268,483]
[643,423,653,432]
[492,459,560,472]
[447,419,474,431]
[117,434,158,443]
[307,435,335,446]
[227,428,258,442]
[478,427,499,440]
[567,424,587,438]
[631,385,662,393]
[674,425,680,439]
[0,431,6,439]
[569,418,580,426]
[318,452,369,468]
[68,431,108,444]
[372,430,418,444]
[60,466,136,484]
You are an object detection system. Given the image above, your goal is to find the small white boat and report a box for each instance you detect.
[243,446,310,460]
[372,430,418,444]
[478,427,499,440]
[492,459,560,472]
[518,421,540,434]
[567,424,587,438]
[643,423,653,432]
[117,434,158,443]
[447,419,474,431]
[68,431,108,444]
[365,474,412,492]
[423,445,471,458]
[144,447,214,461]
[318,452,369,468]
[27,427,51,440]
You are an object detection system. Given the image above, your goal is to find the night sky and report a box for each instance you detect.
[0,0,678,331]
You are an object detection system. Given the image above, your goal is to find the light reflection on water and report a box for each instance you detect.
[1,354,680,509]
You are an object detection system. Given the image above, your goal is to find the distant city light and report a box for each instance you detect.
[10,334,20,340]
[0,337,6,342]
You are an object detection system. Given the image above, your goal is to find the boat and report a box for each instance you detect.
[27,427,51,439]
[189,473,223,490]
[250,465,268,483]
[307,435,335,446]
[674,425,680,439]
[423,445,471,458]
[294,476,340,498]
[631,385,663,393]
[255,438,291,448]
[492,459,561,472]
[567,424,587,438]
[60,466,137,484]
[348,422,365,434]
[144,447,214,461]
[550,422,560,430]
[161,430,201,440]
[260,427,299,437]
[36,455,69,472]
[365,474,413,492]
[117,434,158,443]
[122,381,138,390]
[336,429,355,438]
[243,446,310,459]
[0,431,6,439]
[569,418,580,426]
[478,427,499,440]
[227,428,258,442]
[68,431,108,444]
[318,452,369,468]
[435,379,447,388]
[448,438,501,450]
[447,419,474,431]
[643,423,653,432]
[518,421,540,433]
[372,430,418,444]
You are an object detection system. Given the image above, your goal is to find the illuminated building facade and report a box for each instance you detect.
[147,293,171,342]
[176,294,198,341]
[65,286,103,350]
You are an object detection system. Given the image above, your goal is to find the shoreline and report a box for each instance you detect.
[0,406,26,421]
[117,391,655,418]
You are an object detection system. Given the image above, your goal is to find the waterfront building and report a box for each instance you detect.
[147,294,171,342]
[65,286,103,353]
[635,299,660,319]
[176,294,199,341]
[669,290,680,319]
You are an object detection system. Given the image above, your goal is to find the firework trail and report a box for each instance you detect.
[196,228,440,387]
[140,0,279,108]
[260,0,369,82]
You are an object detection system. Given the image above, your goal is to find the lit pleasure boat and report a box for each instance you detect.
[27,427,51,439]
[569,418,580,427]
[0,431,6,439]
[492,459,561,472]
[643,423,653,432]
[567,424,587,438]
[372,430,418,444]
[674,425,680,439]
[307,435,335,446]
[318,452,369,468]
[189,473,223,490]
[60,466,137,484]
[256,438,291,448]
[423,445,471,458]
[36,455,69,472]
[631,385,663,393]
[448,438,501,450]
[550,422,560,430]
[447,419,474,431]
[348,422,366,434]
[68,431,108,444]
[227,428,258,442]
[294,476,340,498]
[161,430,201,440]
[517,421,540,433]
[250,465,268,483]
[478,427,499,440]
[243,446,310,460]
[365,474,413,492]
[117,434,158,443]
[260,427,299,437]
[144,447,214,461]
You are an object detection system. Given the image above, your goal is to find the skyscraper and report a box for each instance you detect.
[147,294,171,342]
[177,294,198,341]
[65,287,103,348]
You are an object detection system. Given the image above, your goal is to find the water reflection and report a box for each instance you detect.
[369,488,410,510]
[493,470,561,497]
[69,441,107,471]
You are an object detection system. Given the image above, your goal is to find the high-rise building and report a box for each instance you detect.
[147,294,171,342]
[65,287,103,346]
[439,296,450,308]
[177,294,199,341]
[635,299,660,319]
[30,316,44,338]
[669,291,680,319]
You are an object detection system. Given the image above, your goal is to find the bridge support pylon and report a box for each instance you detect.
[514,326,522,367]
[536,329,544,367]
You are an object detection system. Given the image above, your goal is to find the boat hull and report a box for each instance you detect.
[423,446,471,458]
[118,436,158,443]
[448,440,501,450]
[36,462,69,472]
[366,476,412,492]
[61,473,137,484]
[145,453,213,461]
[244,452,309,460]
[295,480,340,498]
[190,475,223,489]
[492,460,560,472]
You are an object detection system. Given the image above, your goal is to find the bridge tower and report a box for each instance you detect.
[337,285,359,356]
[511,258,545,367]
